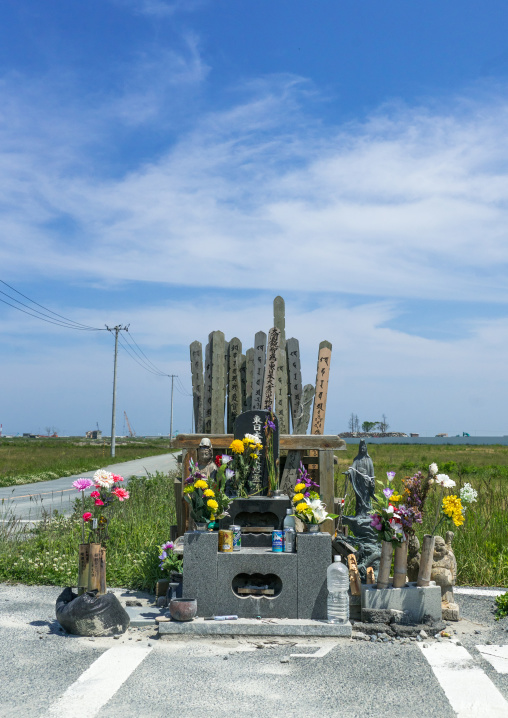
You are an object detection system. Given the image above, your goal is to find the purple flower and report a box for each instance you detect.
[266,419,276,431]
[184,475,194,485]
[386,471,395,481]
[225,468,235,480]
[370,514,383,530]
[162,542,174,551]
[383,487,394,499]
[73,478,94,492]
[159,551,167,561]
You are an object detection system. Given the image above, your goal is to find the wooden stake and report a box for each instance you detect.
[417,534,436,587]
[393,540,408,588]
[377,540,393,589]
[366,567,375,584]
[99,547,107,595]
[78,543,90,596]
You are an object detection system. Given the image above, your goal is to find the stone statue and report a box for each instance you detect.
[431,531,459,621]
[345,440,375,516]
[407,534,421,583]
[339,440,380,581]
[196,438,217,481]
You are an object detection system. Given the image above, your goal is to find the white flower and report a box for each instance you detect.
[429,463,438,476]
[244,433,260,444]
[306,497,328,523]
[435,473,455,488]
[93,469,115,489]
[460,483,478,504]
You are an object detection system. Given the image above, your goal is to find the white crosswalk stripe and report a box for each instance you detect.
[476,644,508,674]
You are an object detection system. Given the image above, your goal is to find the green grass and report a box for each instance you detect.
[335,443,508,587]
[0,437,175,487]
[0,471,178,592]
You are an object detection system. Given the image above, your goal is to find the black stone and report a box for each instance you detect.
[233,410,279,494]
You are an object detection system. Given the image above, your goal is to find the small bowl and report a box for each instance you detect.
[169,597,197,622]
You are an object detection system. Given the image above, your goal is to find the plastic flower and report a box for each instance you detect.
[207,499,218,510]
[229,439,245,454]
[292,493,304,503]
[73,478,94,492]
[294,483,306,492]
[429,463,438,476]
[112,487,130,501]
[221,455,232,464]
[204,489,215,498]
[94,499,105,506]
[386,471,396,482]
[249,453,258,459]
[82,512,92,522]
[194,479,208,490]
[435,474,455,488]
[266,419,276,431]
[390,492,403,503]
[295,502,309,513]
[90,490,100,499]
[93,470,115,488]
[460,483,478,504]
[383,487,394,499]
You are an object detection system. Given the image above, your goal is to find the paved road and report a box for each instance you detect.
[1,585,507,717]
[0,453,180,522]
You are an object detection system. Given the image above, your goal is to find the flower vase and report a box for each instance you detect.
[194,522,208,532]
[377,540,393,589]
[417,534,435,587]
[392,540,408,588]
[303,523,320,534]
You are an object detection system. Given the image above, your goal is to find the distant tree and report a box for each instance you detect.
[354,414,360,432]
[348,413,360,432]
[362,421,379,433]
[379,414,389,432]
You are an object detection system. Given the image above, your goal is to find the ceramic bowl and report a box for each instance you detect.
[169,597,197,622]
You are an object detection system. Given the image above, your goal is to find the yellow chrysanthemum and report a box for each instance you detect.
[294,483,306,492]
[183,486,194,494]
[292,493,304,503]
[442,495,463,517]
[250,453,258,459]
[204,489,215,497]
[194,479,208,490]
[256,443,263,451]
[207,499,218,510]
[452,512,465,527]
[295,502,309,513]
[390,492,403,503]
[242,437,250,444]
[229,439,245,454]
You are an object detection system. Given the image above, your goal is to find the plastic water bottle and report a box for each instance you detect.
[283,508,295,530]
[327,556,349,624]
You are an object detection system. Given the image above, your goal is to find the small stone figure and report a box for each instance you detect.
[407,534,421,583]
[196,438,217,481]
[431,531,459,621]
[346,440,376,516]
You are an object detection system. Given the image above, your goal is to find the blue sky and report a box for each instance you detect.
[1,0,508,437]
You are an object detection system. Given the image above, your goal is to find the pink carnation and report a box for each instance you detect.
[112,473,124,482]
[82,512,92,522]
[90,490,100,498]
[112,487,130,501]
[94,499,104,506]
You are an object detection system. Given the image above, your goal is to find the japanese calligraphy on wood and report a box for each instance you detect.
[262,327,280,411]
[252,331,267,410]
[190,340,204,434]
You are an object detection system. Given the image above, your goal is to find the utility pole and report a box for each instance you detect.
[168,374,177,449]
[106,325,129,458]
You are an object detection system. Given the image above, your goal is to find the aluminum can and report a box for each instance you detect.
[218,530,233,553]
[231,525,241,551]
[283,527,295,553]
[272,530,284,553]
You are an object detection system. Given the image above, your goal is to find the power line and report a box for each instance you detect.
[117,334,167,377]
[0,279,104,331]
[124,332,167,375]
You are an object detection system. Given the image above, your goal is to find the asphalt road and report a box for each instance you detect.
[0,453,180,522]
[1,585,507,717]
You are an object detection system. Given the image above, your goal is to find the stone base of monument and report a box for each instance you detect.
[158,617,352,638]
[361,582,442,625]
[442,601,460,621]
[182,530,332,620]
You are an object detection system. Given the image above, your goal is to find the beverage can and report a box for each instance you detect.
[272,530,284,553]
[218,530,233,553]
[231,525,241,551]
[283,527,295,553]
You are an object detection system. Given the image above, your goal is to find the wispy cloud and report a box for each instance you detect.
[111,0,207,19]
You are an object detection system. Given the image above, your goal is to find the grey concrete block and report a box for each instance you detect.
[361,582,442,625]
[348,621,395,636]
[349,594,362,621]
[183,531,218,617]
[297,533,332,620]
[362,608,412,625]
[158,617,352,638]
[216,548,298,618]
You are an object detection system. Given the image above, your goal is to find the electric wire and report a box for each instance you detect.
[125,331,167,375]
[117,335,167,377]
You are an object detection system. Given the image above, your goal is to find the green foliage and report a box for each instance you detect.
[0,437,175,488]
[495,592,508,620]
[0,471,178,592]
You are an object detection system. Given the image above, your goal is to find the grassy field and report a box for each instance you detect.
[0,443,506,591]
[335,443,508,587]
[0,437,175,487]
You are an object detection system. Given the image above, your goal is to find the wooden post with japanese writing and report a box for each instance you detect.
[262,327,280,410]
[227,337,242,433]
[210,330,226,433]
[309,340,333,531]
[203,341,212,433]
[273,296,289,435]
[190,340,204,434]
[252,331,267,410]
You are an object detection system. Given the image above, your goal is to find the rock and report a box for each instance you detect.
[126,600,143,607]
[280,658,289,664]
[352,632,367,640]
[474,630,481,635]
[419,630,428,639]
[423,643,429,648]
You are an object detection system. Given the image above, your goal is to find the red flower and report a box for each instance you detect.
[90,490,100,498]
[112,473,124,482]
[112,487,130,502]
[215,455,222,466]
[94,499,105,506]
[82,512,92,522]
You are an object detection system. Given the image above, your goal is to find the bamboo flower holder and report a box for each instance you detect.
[392,540,408,588]
[377,540,393,589]
[417,534,435,587]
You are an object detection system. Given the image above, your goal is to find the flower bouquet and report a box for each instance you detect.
[291,462,338,531]
[224,434,263,497]
[73,469,129,594]
[264,412,278,495]
[183,459,221,529]
[159,540,183,575]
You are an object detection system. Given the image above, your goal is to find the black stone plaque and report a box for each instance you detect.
[233,410,279,495]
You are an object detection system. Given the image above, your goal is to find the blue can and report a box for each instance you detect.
[272,530,284,552]
[231,525,241,552]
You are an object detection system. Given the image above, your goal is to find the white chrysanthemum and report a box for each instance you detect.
[244,433,260,444]
[460,483,478,504]
[429,463,438,476]
[435,473,455,488]
[93,469,115,489]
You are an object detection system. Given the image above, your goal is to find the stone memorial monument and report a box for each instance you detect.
[233,410,279,495]
[196,437,217,481]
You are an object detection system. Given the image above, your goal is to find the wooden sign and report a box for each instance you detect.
[262,327,280,411]
[189,340,204,434]
[273,296,289,434]
[294,383,315,435]
[210,330,226,433]
[252,331,267,410]
[244,348,254,412]
[286,337,302,431]
[227,337,242,432]
[203,341,212,433]
[310,341,332,436]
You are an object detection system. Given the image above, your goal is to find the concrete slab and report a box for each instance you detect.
[125,606,162,627]
[158,617,352,638]
[361,582,442,624]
